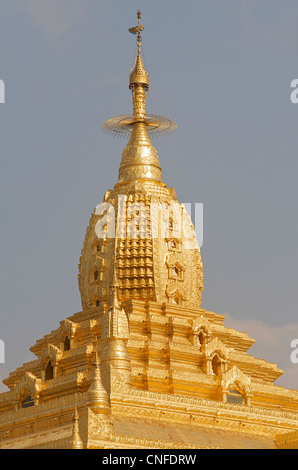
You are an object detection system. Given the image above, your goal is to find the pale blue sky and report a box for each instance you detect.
[0,0,298,391]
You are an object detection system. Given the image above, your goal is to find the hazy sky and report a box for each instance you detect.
[0,0,298,392]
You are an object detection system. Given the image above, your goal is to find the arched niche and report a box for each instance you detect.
[63,335,71,351]
[39,344,62,381]
[14,372,42,409]
[211,354,222,378]
[221,366,252,406]
[226,387,244,405]
[20,392,35,409]
[58,319,77,351]
[204,338,229,377]
[45,360,54,381]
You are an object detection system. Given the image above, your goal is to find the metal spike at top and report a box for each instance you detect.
[102,10,177,139]
[128,9,144,51]
[128,10,147,89]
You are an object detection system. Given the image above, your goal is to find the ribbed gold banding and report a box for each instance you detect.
[118,122,162,183]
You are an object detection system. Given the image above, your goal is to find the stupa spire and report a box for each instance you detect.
[87,345,110,415]
[128,9,149,120]
[71,394,84,449]
[102,11,177,185]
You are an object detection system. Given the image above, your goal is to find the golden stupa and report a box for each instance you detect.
[1,11,298,450]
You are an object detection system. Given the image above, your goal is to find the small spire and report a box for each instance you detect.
[71,394,84,449]
[87,341,110,414]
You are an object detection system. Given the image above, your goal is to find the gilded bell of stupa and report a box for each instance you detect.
[1,11,298,450]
